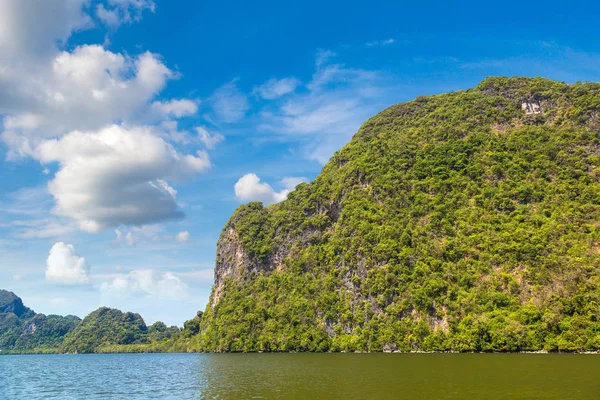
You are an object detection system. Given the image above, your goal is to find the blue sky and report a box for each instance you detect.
[1,0,600,326]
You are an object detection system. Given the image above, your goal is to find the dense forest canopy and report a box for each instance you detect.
[0,290,179,354]
[189,77,600,353]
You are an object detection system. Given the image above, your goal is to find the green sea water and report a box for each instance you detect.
[1,353,598,399]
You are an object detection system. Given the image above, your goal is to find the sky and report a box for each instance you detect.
[1,0,600,326]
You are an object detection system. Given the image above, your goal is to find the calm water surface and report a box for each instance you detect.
[0,353,598,399]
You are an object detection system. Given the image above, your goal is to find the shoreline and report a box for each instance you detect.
[2,350,599,355]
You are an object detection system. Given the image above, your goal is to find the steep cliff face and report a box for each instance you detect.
[211,221,262,307]
[199,77,600,353]
[211,202,323,306]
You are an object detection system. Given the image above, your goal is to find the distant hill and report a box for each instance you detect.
[0,289,80,352]
[61,307,176,353]
[60,307,149,353]
[0,290,179,354]
[192,77,600,353]
[0,290,34,319]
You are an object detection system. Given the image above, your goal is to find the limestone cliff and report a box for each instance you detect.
[199,77,600,353]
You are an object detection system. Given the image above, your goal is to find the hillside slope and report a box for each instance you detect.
[61,307,149,353]
[0,290,80,352]
[0,290,179,354]
[193,77,600,352]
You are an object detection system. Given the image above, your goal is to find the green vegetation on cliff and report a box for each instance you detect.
[0,290,80,353]
[0,290,180,354]
[192,77,600,353]
[61,308,149,353]
[0,290,34,319]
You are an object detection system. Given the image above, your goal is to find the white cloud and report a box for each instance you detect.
[175,231,190,242]
[96,4,120,27]
[36,125,211,232]
[151,99,198,119]
[0,1,211,236]
[114,229,136,246]
[46,242,90,285]
[366,38,396,47]
[210,81,249,123]
[0,0,90,58]
[234,173,307,205]
[1,44,189,159]
[196,127,224,149]
[115,229,125,244]
[315,49,336,68]
[0,1,176,153]
[254,77,301,99]
[258,54,393,164]
[100,269,189,300]
[114,224,171,245]
[126,231,135,245]
[96,0,155,27]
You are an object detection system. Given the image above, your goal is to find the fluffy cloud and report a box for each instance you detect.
[234,173,307,205]
[196,127,224,149]
[1,45,183,158]
[46,242,90,285]
[0,1,208,232]
[100,269,189,300]
[210,81,249,123]
[254,77,301,99]
[0,2,198,163]
[36,125,211,232]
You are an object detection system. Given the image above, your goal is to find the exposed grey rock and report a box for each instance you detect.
[521,99,542,115]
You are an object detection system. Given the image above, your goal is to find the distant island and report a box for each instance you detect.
[0,289,198,354]
[4,77,600,354]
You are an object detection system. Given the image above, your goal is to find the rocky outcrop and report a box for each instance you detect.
[521,99,542,115]
[210,204,311,306]
[211,226,252,307]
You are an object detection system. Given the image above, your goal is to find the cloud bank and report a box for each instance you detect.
[100,269,189,300]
